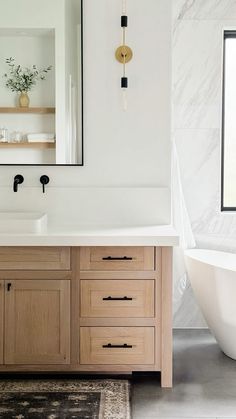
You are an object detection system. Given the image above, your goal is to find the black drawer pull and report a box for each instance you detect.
[7,283,12,292]
[102,256,133,261]
[103,343,133,349]
[103,296,133,301]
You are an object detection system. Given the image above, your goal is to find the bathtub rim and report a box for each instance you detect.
[184,248,236,273]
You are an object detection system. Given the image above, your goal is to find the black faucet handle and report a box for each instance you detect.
[13,174,24,192]
[40,175,50,193]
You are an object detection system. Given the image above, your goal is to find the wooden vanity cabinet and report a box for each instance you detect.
[0,246,173,388]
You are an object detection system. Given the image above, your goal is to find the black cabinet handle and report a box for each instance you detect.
[7,283,12,291]
[102,256,133,261]
[103,343,133,349]
[103,296,133,301]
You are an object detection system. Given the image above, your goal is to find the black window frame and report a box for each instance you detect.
[221,30,236,211]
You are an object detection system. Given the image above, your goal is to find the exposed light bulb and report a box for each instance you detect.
[122,89,128,111]
[122,0,127,14]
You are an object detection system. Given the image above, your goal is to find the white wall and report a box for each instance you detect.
[0,34,55,107]
[173,0,236,327]
[0,0,172,226]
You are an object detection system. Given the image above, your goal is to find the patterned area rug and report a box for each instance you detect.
[0,379,131,419]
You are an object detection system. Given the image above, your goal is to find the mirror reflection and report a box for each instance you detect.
[0,0,83,165]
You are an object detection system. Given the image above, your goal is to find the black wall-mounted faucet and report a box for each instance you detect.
[13,174,24,192]
[40,175,50,193]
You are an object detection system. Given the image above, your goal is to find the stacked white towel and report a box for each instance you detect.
[27,133,55,143]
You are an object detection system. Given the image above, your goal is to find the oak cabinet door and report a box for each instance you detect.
[0,280,3,364]
[5,280,70,365]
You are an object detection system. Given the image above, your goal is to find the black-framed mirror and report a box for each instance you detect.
[0,0,83,166]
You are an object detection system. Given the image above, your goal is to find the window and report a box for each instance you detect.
[222,31,236,210]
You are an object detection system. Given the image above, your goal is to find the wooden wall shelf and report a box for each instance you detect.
[0,107,55,114]
[0,142,55,149]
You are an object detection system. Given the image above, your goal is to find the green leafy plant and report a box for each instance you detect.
[3,57,52,93]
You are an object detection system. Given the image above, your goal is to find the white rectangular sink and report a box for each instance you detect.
[0,212,47,234]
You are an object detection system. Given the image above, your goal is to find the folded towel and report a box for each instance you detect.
[27,133,55,142]
[28,138,55,143]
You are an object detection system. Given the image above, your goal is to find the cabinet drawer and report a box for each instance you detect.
[80,247,154,271]
[0,247,70,270]
[80,327,155,365]
[80,280,154,318]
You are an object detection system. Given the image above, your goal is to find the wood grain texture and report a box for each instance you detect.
[5,280,70,365]
[154,247,162,371]
[161,247,173,387]
[0,271,71,280]
[0,247,70,271]
[80,318,155,327]
[0,280,3,364]
[0,364,160,372]
[70,247,80,365]
[80,270,156,280]
[0,142,55,149]
[80,327,155,365]
[80,279,154,318]
[80,247,155,271]
[0,107,55,114]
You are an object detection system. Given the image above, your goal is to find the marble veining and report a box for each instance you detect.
[173,20,222,107]
[174,0,236,21]
[173,104,221,130]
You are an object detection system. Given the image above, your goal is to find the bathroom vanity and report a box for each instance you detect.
[0,225,178,388]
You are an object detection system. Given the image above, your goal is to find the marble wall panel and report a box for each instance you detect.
[172,0,236,327]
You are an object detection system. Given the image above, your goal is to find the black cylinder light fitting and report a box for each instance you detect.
[121,77,128,88]
[121,15,128,27]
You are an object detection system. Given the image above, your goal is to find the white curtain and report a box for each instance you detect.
[171,141,196,317]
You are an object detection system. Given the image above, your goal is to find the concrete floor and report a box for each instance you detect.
[132,329,236,419]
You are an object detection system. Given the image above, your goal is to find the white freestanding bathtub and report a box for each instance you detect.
[185,249,236,360]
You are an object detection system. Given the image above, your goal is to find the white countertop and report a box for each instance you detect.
[0,224,179,247]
